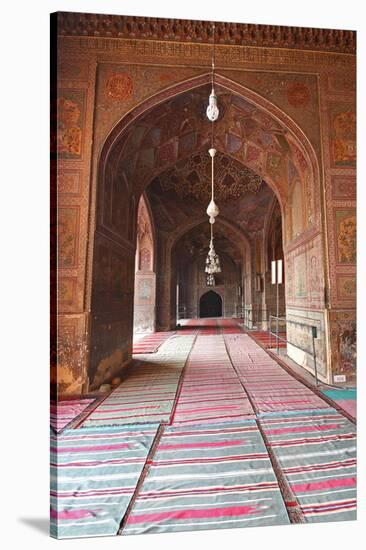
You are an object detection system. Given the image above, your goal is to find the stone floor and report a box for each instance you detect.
[50,318,356,539]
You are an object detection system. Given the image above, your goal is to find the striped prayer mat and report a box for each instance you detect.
[320,389,356,419]
[198,319,220,335]
[181,319,217,326]
[225,334,330,413]
[176,327,199,335]
[50,424,159,539]
[50,398,96,433]
[81,335,195,428]
[218,318,242,325]
[178,318,243,335]
[249,331,287,349]
[172,335,254,425]
[178,318,221,335]
[259,409,356,522]
[217,318,243,334]
[220,326,243,334]
[198,328,221,335]
[176,318,199,335]
[133,331,175,354]
[122,421,290,535]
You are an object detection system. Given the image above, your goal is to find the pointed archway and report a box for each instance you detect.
[85,73,328,393]
[199,291,223,318]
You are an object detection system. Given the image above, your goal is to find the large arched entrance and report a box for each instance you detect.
[86,73,326,392]
[199,291,223,318]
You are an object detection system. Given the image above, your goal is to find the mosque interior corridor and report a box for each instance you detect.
[52,12,356,541]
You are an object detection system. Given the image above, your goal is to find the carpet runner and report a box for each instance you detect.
[259,409,356,522]
[81,335,195,428]
[122,421,290,535]
[225,334,330,413]
[217,318,244,334]
[50,318,357,538]
[249,330,287,349]
[178,318,243,334]
[50,398,97,433]
[133,331,175,354]
[50,424,159,539]
[171,335,254,425]
[178,318,220,335]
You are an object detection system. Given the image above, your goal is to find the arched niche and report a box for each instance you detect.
[133,194,157,334]
[199,290,223,318]
[263,197,286,326]
[86,73,327,390]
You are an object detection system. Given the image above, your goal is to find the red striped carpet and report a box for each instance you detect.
[178,318,220,335]
[123,421,290,534]
[178,318,243,335]
[259,410,356,522]
[225,334,330,413]
[133,331,175,354]
[51,318,356,538]
[249,330,287,349]
[50,424,159,538]
[217,318,244,334]
[171,334,254,425]
[50,398,96,433]
[81,335,195,427]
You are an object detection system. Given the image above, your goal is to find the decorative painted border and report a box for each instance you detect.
[332,207,356,266]
[330,174,356,200]
[56,13,356,54]
[57,168,82,196]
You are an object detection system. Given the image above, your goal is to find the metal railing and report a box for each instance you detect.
[268,315,319,386]
[236,307,286,330]
[177,306,195,320]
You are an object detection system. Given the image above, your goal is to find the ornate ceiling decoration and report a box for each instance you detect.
[147,151,275,237]
[175,222,244,266]
[57,13,355,54]
[156,150,262,203]
[112,86,306,202]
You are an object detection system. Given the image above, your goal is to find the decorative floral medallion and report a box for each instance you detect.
[105,73,133,100]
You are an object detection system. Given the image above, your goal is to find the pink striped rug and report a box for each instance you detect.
[217,319,243,334]
[133,331,175,354]
[178,318,220,335]
[259,410,356,523]
[225,334,330,413]
[81,335,195,427]
[172,334,254,425]
[249,331,287,349]
[50,398,96,433]
[50,424,159,538]
[122,421,290,535]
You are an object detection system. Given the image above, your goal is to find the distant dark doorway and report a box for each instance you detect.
[199,291,223,318]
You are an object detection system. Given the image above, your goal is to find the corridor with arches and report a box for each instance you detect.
[52,12,356,541]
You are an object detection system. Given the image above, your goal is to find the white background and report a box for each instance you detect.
[0,0,364,548]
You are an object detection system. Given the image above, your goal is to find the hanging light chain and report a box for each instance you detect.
[206,23,219,123]
[211,146,214,200]
[204,21,221,286]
